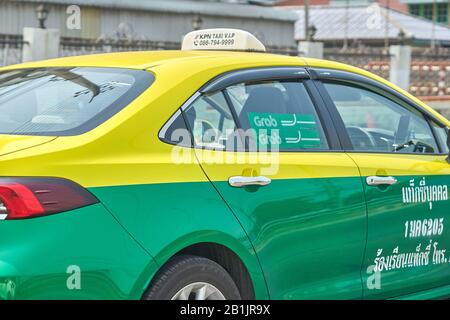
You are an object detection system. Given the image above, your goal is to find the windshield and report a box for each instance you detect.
[0,67,154,136]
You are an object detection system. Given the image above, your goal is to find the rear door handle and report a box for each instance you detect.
[366,176,398,186]
[229,176,271,188]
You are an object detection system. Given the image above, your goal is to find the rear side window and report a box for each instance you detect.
[161,79,329,152]
[226,80,329,151]
[0,67,153,136]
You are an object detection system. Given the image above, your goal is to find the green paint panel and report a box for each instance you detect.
[362,175,450,299]
[1,175,450,300]
[0,204,157,300]
[89,181,270,300]
[211,176,368,299]
[91,177,368,300]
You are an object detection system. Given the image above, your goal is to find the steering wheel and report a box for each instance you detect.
[346,126,377,150]
[394,139,435,154]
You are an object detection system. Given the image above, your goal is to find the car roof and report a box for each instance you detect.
[2,50,448,126]
[0,50,307,70]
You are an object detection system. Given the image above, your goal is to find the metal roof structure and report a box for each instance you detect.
[11,0,297,21]
[293,5,450,45]
[2,0,297,46]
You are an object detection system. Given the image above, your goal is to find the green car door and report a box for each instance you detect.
[180,68,368,299]
[318,71,450,299]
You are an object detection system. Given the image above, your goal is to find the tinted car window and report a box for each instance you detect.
[163,80,329,152]
[0,67,153,136]
[184,92,237,150]
[159,110,192,148]
[324,82,440,154]
[226,80,329,151]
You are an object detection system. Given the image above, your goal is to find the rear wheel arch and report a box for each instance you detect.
[145,242,257,300]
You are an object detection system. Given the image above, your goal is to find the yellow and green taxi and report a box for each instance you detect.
[0,29,449,300]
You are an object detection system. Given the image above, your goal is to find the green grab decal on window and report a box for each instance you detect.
[247,112,321,149]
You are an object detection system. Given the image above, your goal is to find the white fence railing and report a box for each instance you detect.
[0,36,25,67]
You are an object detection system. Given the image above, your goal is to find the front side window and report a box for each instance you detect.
[324,82,441,154]
[0,67,153,136]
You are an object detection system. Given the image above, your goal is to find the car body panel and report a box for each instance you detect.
[192,150,367,300]
[88,166,270,299]
[0,203,157,300]
[347,153,450,299]
[394,283,450,300]
[0,50,449,299]
[0,135,56,156]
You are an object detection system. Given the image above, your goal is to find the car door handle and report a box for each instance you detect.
[228,176,271,188]
[366,176,398,186]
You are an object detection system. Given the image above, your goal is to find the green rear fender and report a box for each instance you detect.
[0,203,158,300]
[148,231,269,300]
[90,181,269,300]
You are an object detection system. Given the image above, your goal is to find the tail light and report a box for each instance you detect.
[0,177,98,220]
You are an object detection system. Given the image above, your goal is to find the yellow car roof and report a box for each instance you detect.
[1,50,448,126]
[0,50,306,70]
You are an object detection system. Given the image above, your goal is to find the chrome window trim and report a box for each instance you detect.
[158,92,200,142]
[158,109,181,141]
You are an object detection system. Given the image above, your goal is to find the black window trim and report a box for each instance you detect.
[309,79,353,151]
[427,118,445,154]
[303,79,341,150]
[427,118,450,154]
[159,66,342,153]
[310,68,449,156]
[200,67,310,94]
[222,89,245,148]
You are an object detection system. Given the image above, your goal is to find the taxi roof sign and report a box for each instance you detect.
[182,29,266,52]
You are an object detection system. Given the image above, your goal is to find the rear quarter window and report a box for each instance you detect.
[0,67,154,136]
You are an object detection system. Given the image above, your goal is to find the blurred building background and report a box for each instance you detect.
[279,0,450,117]
[0,0,296,48]
[278,0,450,25]
[279,1,450,26]
[0,0,449,117]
